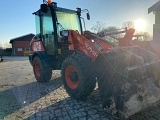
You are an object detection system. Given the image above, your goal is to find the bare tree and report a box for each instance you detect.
[102,26,123,45]
[122,21,134,29]
[143,32,152,41]
[91,21,152,46]
[91,21,105,33]
[122,21,152,41]
[135,32,152,41]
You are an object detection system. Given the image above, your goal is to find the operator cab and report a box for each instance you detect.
[33,2,83,55]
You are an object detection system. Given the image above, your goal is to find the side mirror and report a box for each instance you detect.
[87,13,90,20]
[40,4,48,13]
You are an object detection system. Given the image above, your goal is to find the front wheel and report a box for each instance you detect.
[61,53,96,99]
[33,56,52,82]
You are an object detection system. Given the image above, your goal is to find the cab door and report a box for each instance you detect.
[41,10,55,55]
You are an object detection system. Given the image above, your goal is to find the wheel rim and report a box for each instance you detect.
[65,66,79,89]
[34,61,41,77]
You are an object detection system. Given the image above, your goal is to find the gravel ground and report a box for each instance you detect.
[0,56,160,120]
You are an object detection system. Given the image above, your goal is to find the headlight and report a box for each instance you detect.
[60,30,69,37]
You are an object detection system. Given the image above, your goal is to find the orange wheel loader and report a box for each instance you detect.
[29,0,160,118]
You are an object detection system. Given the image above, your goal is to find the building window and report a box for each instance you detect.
[25,48,30,51]
[17,48,22,51]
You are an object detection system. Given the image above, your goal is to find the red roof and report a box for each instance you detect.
[9,33,35,43]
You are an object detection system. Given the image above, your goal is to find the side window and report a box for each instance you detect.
[35,15,40,35]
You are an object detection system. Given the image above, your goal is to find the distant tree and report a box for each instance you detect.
[142,32,152,41]
[122,21,134,29]
[105,26,119,32]
[0,43,3,49]
[91,21,105,33]
[3,42,11,49]
[0,43,4,56]
[134,31,152,41]
[102,26,123,45]
[122,21,152,41]
[91,21,152,46]
[103,26,120,38]
[0,43,12,56]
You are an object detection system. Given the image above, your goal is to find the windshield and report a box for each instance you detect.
[56,11,81,34]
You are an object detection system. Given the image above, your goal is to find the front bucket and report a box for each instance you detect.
[95,46,160,118]
[116,77,160,118]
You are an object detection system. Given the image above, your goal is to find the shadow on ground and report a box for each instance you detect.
[1,77,160,120]
[26,89,112,120]
[2,56,29,62]
[0,77,62,119]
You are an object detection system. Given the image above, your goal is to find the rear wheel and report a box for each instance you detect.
[61,53,96,99]
[33,56,52,82]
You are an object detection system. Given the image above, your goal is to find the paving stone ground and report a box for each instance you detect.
[0,56,160,120]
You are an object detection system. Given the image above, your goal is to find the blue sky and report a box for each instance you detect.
[0,0,159,44]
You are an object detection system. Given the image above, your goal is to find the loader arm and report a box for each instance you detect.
[97,28,135,47]
[66,28,135,60]
[67,30,112,60]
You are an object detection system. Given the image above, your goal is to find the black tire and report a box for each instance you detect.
[96,52,126,118]
[61,53,96,99]
[57,51,74,70]
[33,56,52,83]
[98,74,113,108]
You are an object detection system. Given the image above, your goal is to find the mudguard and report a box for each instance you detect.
[29,52,52,69]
